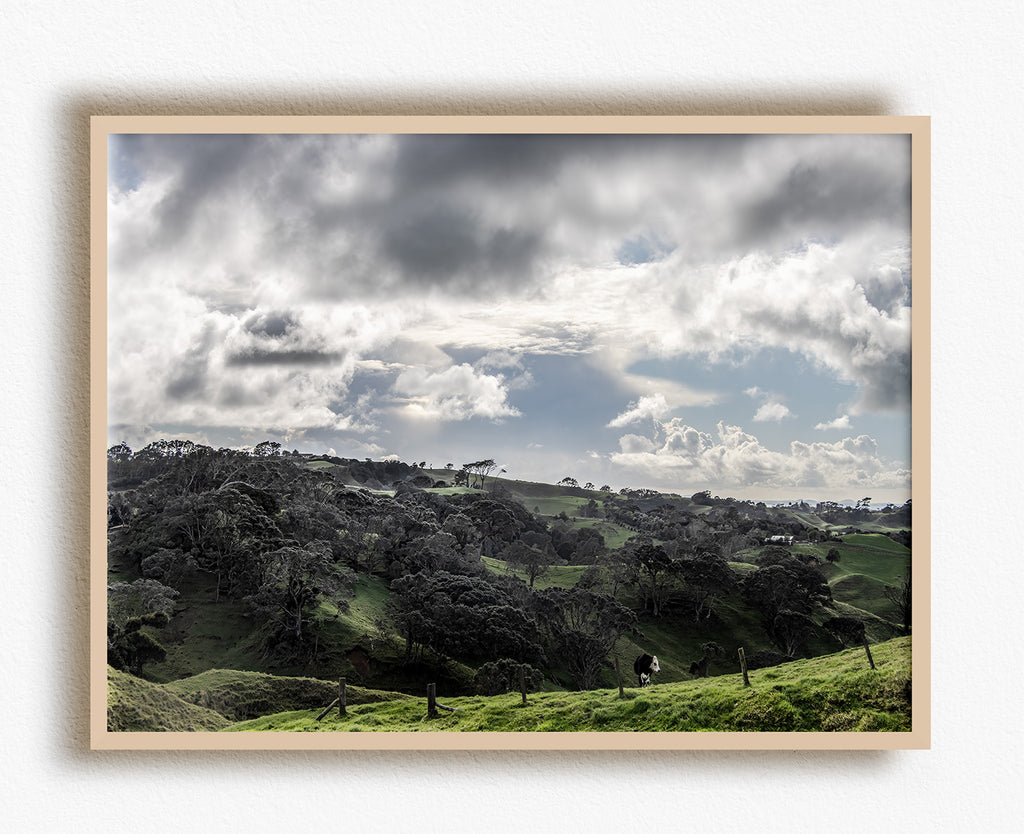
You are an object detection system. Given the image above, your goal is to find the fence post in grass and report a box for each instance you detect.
[738,647,750,687]
[339,677,347,717]
[861,635,876,670]
[519,664,528,705]
[615,656,624,698]
[427,682,437,718]
[315,699,339,721]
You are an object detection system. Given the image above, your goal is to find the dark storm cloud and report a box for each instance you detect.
[111,133,765,303]
[738,139,911,251]
[378,203,543,289]
[226,349,344,367]
[113,134,263,249]
[244,310,297,338]
[388,133,751,190]
[389,134,566,189]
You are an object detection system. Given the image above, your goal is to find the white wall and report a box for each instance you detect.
[2,2,1020,830]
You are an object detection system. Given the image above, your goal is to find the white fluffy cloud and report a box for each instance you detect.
[392,363,521,422]
[746,386,794,423]
[607,394,671,428]
[609,419,909,493]
[815,415,853,431]
[106,132,911,494]
[753,402,793,422]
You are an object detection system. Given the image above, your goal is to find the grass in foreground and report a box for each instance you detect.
[225,637,911,733]
[108,667,415,731]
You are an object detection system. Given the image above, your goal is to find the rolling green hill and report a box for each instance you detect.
[107,449,913,735]
[107,666,415,730]
[481,554,590,590]
[125,527,907,696]
[107,666,230,731]
[225,636,912,733]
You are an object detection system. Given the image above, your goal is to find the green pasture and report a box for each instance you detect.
[223,636,911,733]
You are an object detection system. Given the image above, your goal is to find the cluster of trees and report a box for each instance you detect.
[106,443,641,689]
[739,546,833,657]
[107,440,909,690]
[452,459,502,489]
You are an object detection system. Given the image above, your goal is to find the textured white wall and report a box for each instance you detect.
[2,2,1021,830]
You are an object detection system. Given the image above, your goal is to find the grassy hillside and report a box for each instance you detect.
[481,555,590,590]
[133,532,905,696]
[163,668,413,721]
[108,453,912,736]
[797,534,910,622]
[108,666,415,730]
[225,636,911,733]
[107,666,230,731]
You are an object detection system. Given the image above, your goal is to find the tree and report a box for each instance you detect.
[677,550,735,623]
[583,482,595,491]
[503,541,551,588]
[824,616,876,668]
[388,572,544,666]
[253,440,282,457]
[534,586,636,690]
[107,579,178,676]
[246,541,355,644]
[462,459,497,489]
[772,610,815,657]
[107,612,170,676]
[884,568,912,634]
[824,616,866,648]
[558,476,579,488]
[626,538,674,616]
[826,547,841,564]
[107,442,133,463]
[163,488,282,601]
[742,552,831,651]
[572,526,605,564]
[139,547,197,586]
[108,579,178,629]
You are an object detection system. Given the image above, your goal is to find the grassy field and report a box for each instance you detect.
[107,666,231,731]
[223,636,911,733]
[107,666,415,731]
[795,534,910,622]
[481,555,590,590]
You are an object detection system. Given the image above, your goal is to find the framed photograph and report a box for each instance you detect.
[91,115,928,750]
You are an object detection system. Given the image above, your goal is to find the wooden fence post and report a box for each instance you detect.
[519,665,528,704]
[615,656,625,698]
[427,682,437,718]
[339,677,347,717]
[862,635,876,670]
[738,647,750,687]
[315,699,339,721]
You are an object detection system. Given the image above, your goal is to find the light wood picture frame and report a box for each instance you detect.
[91,115,929,750]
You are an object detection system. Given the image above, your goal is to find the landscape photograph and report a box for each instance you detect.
[97,120,922,746]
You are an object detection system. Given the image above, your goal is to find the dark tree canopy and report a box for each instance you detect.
[533,586,636,690]
[678,551,735,623]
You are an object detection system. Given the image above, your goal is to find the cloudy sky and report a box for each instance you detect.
[107,131,913,503]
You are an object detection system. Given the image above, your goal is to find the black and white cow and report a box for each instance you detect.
[633,653,660,687]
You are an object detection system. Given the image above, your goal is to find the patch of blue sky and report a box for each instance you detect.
[615,234,673,266]
[623,348,890,450]
[108,136,145,193]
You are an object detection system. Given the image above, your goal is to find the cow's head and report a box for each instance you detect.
[650,656,660,673]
